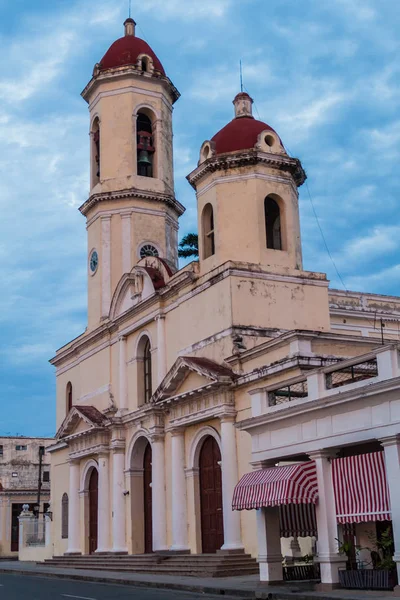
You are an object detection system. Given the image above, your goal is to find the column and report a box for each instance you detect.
[170,430,189,551]
[119,336,127,412]
[112,444,128,553]
[156,315,167,385]
[257,507,283,582]
[121,212,132,274]
[381,436,400,593]
[220,416,243,551]
[151,435,167,551]
[66,459,81,554]
[308,450,346,589]
[96,452,111,553]
[101,215,111,318]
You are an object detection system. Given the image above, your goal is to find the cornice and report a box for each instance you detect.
[79,187,185,218]
[50,324,110,367]
[226,328,383,367]
[237,374,400,432]
[81,67,180,105]
[187,150,306,189]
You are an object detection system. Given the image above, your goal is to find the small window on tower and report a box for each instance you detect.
[264,196,282,250]
[202,203,215,259]
[142,57,149,72]
[66,382,73,413]
[92,117,100,186]
[137,113,154,178]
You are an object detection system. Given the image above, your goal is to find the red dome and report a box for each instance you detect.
[211,116,278,155]
[100,35,165,75]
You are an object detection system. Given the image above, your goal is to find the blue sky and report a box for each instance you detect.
[0,0,399,436]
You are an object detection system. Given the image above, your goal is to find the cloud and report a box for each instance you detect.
[333,0,377,22]
[340,226,400,263]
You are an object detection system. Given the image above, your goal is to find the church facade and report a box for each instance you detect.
[48,18,400,587]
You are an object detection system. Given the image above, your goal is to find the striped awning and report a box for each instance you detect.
[332,451,391,524]
[232,461,318,511]
[279,503,317,538]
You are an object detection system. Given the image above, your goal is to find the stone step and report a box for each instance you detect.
[42,563,259,577]
[43,552,259,578]
[45,556,255,565]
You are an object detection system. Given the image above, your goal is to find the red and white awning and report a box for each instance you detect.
[279,503,317,538]
[332,451,391,524]
[232,461,318,511]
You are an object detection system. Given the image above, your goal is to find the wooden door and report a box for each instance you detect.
[89,469,98,554]
[11,503,26,552]
[199,436,224,553]
[143,443,153,553]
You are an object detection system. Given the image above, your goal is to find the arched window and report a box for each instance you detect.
[137,113,154,178]
[61,493,69,539]
[92,118,100,186]
[202,203,215,259]
[66,382,73,413]
[142,57,149,72]
[143,338,152,403]
[264,196,282,250]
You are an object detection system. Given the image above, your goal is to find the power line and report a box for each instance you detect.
[305,181,348,292]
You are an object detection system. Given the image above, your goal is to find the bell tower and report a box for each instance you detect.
[187,93,305,275]
[80,19,184,329]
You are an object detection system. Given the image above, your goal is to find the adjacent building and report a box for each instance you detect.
[47,16,400,589]
[0,437,53,557]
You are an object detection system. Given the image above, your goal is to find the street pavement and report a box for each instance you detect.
[0,574,238,600]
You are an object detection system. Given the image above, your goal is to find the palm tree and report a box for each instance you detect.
[178,233,198,259]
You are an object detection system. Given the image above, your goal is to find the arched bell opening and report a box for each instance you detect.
[136,112,155,178]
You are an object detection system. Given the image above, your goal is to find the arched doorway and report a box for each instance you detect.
[199,436,224,553]
[88,468,98,554]
[143,442,153,553]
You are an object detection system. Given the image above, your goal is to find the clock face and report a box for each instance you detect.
[89,250,98,274]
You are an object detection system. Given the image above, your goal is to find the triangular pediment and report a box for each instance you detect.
[110,257,174,320]
[56,405,108,440]
[153,356,236,402]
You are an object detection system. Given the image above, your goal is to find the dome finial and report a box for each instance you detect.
[233,92,254,119]
[124,1,136,37]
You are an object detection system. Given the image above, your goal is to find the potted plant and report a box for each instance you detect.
[338,527,397,590]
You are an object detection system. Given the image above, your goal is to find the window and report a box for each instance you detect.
[143,338,152,403]
[202,203,215,259]
[66,382,73,413]
[264,196,282,250]
[15,445,27,451]
[61,493,69,539]
[0,445,3,456]
[136,113,154,178]
[92,117,100,186]
[12,472,18,478]
[142,57,149,72]
[43,471,50,483]
[140,244,159,259]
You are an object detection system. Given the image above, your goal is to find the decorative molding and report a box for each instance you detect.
[86,206,166,229]
[79,187,185,218]
[187,150,306,189]
[82,71,180,108]
[196,171,298,198]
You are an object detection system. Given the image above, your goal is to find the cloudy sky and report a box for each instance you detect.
[0,0,399,436]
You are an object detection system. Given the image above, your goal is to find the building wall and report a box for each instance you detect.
[0,437,53,557]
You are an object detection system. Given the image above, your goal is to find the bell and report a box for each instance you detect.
[138,150,152,166]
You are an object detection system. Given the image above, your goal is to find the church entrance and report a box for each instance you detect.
[88,468,98,554]
[199,436,224,553]
[143,442,153,553]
